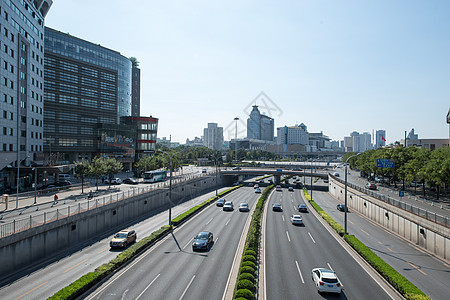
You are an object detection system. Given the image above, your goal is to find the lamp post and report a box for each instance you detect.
[310,160,313,200]
[33,167,37,205]
[234,117,239,163]
[158,150,173,227]
[344,153,361,235]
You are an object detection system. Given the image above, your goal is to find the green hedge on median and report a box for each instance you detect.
[302,187,430,300]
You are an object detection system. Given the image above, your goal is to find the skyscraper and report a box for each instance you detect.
[375,130,386,149]
[0,0,52,191]
[247,105,274,141]
[203,123,223,150]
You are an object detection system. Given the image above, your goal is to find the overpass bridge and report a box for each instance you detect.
[220,168,329,184]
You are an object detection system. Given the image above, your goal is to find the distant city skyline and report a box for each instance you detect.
[45,1,450,144]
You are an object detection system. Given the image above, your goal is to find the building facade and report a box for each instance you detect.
[276,124,309,145]
[247,105,274,141]
[375,130,386,149]
[43,27,132,164]
[203,123,223,150]
[131,63,140,116]
[0,0,52,191]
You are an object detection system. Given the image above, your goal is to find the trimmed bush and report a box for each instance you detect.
[234,298,248,300]
[234,288,254,300]
[237,279,256,293]
[241,260,256,270]
[242,255,256,264]
[239,265,256,277]
[244,249,257,257]
[238,272,256,283]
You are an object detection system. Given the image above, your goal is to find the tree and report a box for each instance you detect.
[104,158,123,188]
[90,157,105,191]
[129,57,139,67]
[74,160,90,194]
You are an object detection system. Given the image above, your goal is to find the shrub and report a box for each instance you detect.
[234,288,254,300]
[239,265,256,277]
[242,255,256,264]
[238,272,256,283]
[241,260,256,270]
[244,249,257,257]
[237,279,256,293]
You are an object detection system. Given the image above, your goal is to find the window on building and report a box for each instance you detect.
[21,116,26,123]
[20,145,26,151]
[9,144,13,151]
[3,144,6,151]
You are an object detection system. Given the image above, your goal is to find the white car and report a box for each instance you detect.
[290,215,303,225]
[239,203,249,212]
[311,268,342,294]
[223,201,234,211]
[105,178,122,184]
[276,185,282,191]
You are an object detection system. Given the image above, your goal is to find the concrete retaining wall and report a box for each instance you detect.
[0,175,222,277]
[329,178,449,261]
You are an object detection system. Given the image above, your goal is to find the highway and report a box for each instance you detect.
[263,185,398,299]
[312,179,450,300]
[0,185,228,300]
[84,186,262,300]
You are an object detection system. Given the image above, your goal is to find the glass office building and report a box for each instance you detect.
[43,27,132,163]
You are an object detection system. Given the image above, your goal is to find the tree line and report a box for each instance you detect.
[343,146,450,199]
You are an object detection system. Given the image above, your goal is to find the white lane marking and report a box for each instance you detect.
[293,205,297,211]
[215,237,219,245]
[282,215,285,222]
[295,261,305,284]
[135,274,160,300]
[286,231,291,242]
[291,199,293,203]
[179,275,195,300]
[327,263,333,271]
[308,232,316,244]
[183,237,194,250]
[206,217,213,225]
[225,218,231,226]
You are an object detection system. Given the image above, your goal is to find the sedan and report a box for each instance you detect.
[253,184,259,189]
[239,203,249,212]
[192,231,213,251]
[311,268,342,294]
[123,178,139,185]
[255,188,261,193]
[272,203,283,212]
[110,229,137,248]
[275,185,282,191]
[288,186,294,192]
[337,204,348,212]
[365,183,377,190]
[216,198,226,207]
[291,215,303,225]
[223,201,234,211]
[298,204,308,212]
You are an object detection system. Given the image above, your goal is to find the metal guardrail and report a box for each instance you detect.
[0,173,209,238]
[331,174,449,228]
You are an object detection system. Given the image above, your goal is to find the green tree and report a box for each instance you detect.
[74,160,90,194]
[90,157,105,191]
[104,158,123,188]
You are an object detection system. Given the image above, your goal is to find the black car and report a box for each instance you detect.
[272,203,283,212]
[298,204,308,212]
[56,181,72,187]
[337,204,348,212]
[192,231,213,251]
[216,198,226,207]
[123,178,139,185]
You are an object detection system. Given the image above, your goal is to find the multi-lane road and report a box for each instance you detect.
[264,185,398,299]
[84,187,263,300]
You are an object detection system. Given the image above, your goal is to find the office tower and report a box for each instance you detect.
[203,123,223,150]
[247,105,274,141]
[375,130,386,149]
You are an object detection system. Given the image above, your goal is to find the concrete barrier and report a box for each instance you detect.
[328,177,449,261]
[0,175,222,279]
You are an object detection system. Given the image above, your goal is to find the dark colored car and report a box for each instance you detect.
[123,178,139,185]
[298,204,308,212]
[365,183,377,190]
[56,181,72,187]
[192,231,213,251]
[272,203,283,212]
[288,186,294,192]
[216,198,226,207]
[337,204,348,212]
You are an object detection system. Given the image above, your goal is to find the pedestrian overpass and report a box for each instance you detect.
[220,168,329,185]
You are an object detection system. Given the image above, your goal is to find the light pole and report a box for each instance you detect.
[158,150,173,227]
[33,167,37,205]
[234,117,239,164]
[344,153,361,235]
[310,160,313,200]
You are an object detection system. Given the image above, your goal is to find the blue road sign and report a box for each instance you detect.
[277,169,282,172]
[399,191,404,197]
[377,159,395,168]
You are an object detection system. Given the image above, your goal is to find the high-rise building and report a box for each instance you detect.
[348,131,372,152]
[203,123,223,150]
[247,105,274,141]
[277,124,309,145]
[375,130,386,149]
[43,27,133,163]
[0,0,52,191]
[131,60,140,116]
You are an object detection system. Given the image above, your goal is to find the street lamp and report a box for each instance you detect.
[33,167,37,205]
[344,153,361,235]
[157,150,173,227]
[234,117,239,164]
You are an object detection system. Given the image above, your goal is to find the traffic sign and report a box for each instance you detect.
[399,191,404,197]
[376,159,395,168]
[277,169,282,172]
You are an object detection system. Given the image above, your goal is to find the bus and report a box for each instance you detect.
[143,169,167,183]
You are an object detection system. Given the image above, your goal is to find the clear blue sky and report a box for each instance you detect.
[46,0,450,144]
